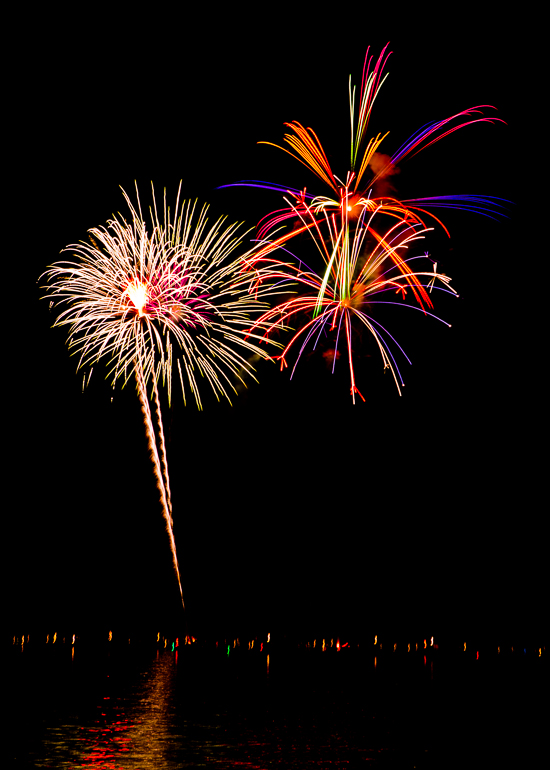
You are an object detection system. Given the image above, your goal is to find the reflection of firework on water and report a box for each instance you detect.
[225,44,506,400]
[42,183,277,610]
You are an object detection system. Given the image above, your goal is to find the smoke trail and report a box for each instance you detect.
[135,364,185,613]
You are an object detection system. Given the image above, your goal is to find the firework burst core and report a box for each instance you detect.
[125,280,149,317]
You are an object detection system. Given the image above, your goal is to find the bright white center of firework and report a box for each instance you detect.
[126,280,148,317]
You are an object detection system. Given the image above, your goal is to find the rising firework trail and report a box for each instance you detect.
[42,183,278,613]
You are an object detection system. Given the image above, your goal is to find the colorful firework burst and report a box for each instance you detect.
[224,43,506,252]
[224,44,506,400]
[247,206,456,401]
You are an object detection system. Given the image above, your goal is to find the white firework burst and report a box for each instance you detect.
[43,182,276,409]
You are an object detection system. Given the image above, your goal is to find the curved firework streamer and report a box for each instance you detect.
[42,183,279,612]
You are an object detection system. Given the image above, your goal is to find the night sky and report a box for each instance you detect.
[9,14,540,645]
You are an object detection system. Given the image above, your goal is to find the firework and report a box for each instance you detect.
[224,44,505,400]
[248,207,457,402]
[42,183,277,610]
[224,43,506,249]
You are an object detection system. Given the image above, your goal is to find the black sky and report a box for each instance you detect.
[8,14,541,643]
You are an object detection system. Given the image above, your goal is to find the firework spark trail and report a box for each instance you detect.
[135,362,184,611]
[151,372,173,524]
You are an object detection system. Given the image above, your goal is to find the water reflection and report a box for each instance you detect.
[33,651,182,768]
[14,636,538,769]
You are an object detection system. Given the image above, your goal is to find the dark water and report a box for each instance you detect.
[7,636,546,769]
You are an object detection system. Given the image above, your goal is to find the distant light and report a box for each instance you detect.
[464,642,467,652]
[72,635,75,645]
[430,636,434,647]
[374,635,377,645]
[108,631,112,642]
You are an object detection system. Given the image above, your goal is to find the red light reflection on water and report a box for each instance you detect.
[77,716,134,768]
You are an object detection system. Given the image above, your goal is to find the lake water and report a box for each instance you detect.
[6,634,545,769]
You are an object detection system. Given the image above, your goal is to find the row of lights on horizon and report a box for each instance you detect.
[11,634,545,659]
